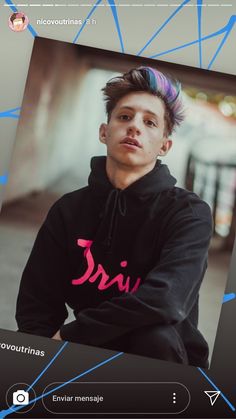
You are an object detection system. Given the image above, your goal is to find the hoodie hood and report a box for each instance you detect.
[88,156,176,201]
[88,156,177,250]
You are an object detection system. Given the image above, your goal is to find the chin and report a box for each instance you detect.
[113,154,142,167]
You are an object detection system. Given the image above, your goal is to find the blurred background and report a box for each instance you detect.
[0,37,236,362]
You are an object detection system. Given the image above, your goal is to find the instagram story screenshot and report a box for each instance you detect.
[0,2,236,419]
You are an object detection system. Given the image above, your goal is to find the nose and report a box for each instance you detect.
[127,116,142,136]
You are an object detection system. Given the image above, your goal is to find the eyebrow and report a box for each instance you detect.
[118,106,159,119]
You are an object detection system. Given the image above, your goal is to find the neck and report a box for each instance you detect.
[106,157,156,190]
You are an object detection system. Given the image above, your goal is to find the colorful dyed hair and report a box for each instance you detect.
[102,66,184,136]
[10,12,25,23]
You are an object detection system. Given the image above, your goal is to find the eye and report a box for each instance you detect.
[145,119,157,127]
[118,114,131,121]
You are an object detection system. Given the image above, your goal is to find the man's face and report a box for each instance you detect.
[13,18,24,31]
[99,92,172,171]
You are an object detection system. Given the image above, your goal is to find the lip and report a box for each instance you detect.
[120,137,142,148]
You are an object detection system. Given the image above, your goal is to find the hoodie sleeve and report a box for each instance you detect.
[60,203,213,345]
[15,203,69,338]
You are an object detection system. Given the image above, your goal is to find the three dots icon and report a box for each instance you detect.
[173,393,177,404]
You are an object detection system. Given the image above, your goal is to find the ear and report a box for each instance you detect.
[159,138,172,156]
[99,123,108,145]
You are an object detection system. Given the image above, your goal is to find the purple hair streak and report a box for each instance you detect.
[140,66,184,128]
[102,66,185,135]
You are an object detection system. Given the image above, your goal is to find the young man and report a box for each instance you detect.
[9,13,26,32]
[16,67,212,367]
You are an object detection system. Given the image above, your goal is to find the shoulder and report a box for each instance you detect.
[44,186,90,225]
[49,186,89,213]
[159,188,213,244]
[162,187,212,225]
[40,186,91,240]
[177,187,211,218]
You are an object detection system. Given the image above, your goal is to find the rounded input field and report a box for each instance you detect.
[42,382,190,414]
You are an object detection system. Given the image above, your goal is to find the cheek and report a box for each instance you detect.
[108,124,123,139]
[148,131,163,147]
[105,129,117,145]
[146,140,163,156]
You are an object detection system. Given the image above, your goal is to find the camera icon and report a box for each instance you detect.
[13,390,29,405]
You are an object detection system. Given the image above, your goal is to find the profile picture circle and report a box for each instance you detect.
[8,12,29,32]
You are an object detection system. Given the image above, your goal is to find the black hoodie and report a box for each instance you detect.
[16,157,212,365]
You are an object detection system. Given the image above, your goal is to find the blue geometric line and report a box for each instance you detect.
[4,0,17,12]
[72,0,102,44]
[198,368,235,412]
[137,0,191,56]
[3,341,68,416]
[223,293,236,303]
[26,22,38,38]
[0,114,19,120]
[207,15,236,70]
[5,0,38,38]
[27,341,68,391]
[0,352,124,418]
[149,15,236,59]
[0,172,8,185]
[197,0,203,68]
[107,0,125,53]
[0,107,21,114]
[0,107,21,119]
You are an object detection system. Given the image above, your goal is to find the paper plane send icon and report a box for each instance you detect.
[204,391,220,406]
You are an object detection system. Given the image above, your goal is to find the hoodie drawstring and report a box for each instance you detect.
[102,189,126,248]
